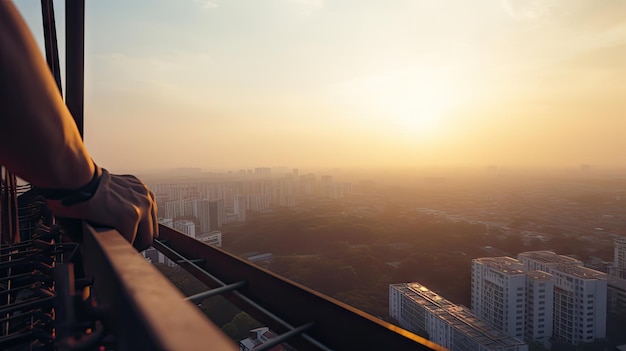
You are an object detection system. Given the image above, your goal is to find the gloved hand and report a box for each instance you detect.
[46,168,158,251]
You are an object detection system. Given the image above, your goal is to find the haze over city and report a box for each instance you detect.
[14,0,626,172]
[6,1,626,349]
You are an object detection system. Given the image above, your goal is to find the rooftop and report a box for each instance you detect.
[607,276,626,290]
[527,270,553,281]
[473,256,526,275]
[517,251,583,266]
[553,265,607,280]
[391,283,526,350]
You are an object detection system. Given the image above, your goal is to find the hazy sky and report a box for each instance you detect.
[15,0,626,171]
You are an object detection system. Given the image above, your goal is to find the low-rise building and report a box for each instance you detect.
[390,282,528,351]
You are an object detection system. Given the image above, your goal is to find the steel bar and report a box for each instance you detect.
[40,0,62,94]
[184,281,247,303]
[0,310,51,325]
[65,0,85,138]
[0,271,43,283]
[81,223,237,351]
[177,258,205,264]
[0,296,54,315]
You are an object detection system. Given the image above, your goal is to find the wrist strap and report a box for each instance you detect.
[38,165,103,206]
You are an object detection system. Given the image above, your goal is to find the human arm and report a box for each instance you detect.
[0,1,94,188]
[0,1,157,250]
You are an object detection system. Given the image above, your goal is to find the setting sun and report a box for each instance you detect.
[13,0,626,170]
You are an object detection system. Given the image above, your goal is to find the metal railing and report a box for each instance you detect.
[153,224,443,351]
[81,223,237,351]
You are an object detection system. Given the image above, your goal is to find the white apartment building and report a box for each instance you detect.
[615,237,626,269]
[196,231,222,247]
[390,282,528,351]
[525,271,554,346]
[234,194,247,222]
[164,199,194,219]
[174,219,196,238]
[471,257,528,340]
[550,266,607,344]
[611,236,626,279]
[194,199,212,234]
[517,251,582,272]
[517,251,607,345]
[607,276,626,314]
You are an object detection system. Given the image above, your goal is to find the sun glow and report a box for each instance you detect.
[333,66,454,141]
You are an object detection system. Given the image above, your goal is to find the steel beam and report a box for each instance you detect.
[81,223,237,351]
[65,0,85,138]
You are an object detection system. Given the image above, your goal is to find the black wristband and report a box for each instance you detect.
[38,165,103,206]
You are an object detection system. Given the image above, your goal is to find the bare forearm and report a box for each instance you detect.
[0,1,93,188]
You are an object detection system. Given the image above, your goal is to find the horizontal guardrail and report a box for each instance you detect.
[81,223,237,351]
[155,224,443,351]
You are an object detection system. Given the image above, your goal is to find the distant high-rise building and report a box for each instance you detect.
[195,199,211,234]
[194,199,224,233]
[320,175,332,198]
[611,237,626,279]
[254,167,271,177]
[607,276,626,314]
[299,174,316,197]
[248,194,270,212]
[390,282,528,351]
[472,252,608,346]
[471,257,528,340]
[174,219,196,238]
[517,251,582,272]
[517,251,607,345]
[196,231,222,247]
[211,199,224,230]
[164,199,193,219]
[277,178,296,207]
[154,193,168,218]
[525,271,554,345]
[234,194,246,222]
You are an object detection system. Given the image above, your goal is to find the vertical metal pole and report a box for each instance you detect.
[65,0,85,139]
[40,0,63,94]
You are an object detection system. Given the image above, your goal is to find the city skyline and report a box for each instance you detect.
[14,0,626,172]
